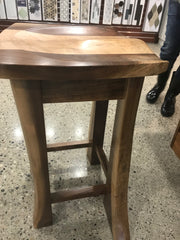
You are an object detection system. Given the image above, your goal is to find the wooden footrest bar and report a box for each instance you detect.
[51,184,107,204]
[47,140,93,152]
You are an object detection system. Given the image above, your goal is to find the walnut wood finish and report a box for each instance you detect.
[51,184,107,204]
[171,120,180,159]
[42,79,127,103]
[47,140,92,152]
[95,146,109,178]
[87,101,109,164]
[0,21,159,43]
[10,79,52,228]
[0,23,168,81]
[0,23,169,239]
[104,77,144,239]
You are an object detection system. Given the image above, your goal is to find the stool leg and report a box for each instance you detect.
[104,77,144,240]
[87,101,108,164]
[10,79,52,228]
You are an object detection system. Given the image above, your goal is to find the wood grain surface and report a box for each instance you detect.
[10,79,52,228]
[0,23,168,80]
[171,120,180,159]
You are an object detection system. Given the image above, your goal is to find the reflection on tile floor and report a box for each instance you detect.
[0,43,180,240]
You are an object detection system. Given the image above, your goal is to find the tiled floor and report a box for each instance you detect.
[0,43,180,240]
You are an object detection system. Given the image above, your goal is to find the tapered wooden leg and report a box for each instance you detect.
[10,80,52,228]
[104,77,144,240]
[87,101,108,164]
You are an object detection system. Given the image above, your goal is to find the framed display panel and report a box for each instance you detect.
[103,0,114,25]
[42,0,58,21]
[132,0,146,26]
[4,0,18,19]
[60,0,69,22]
[28,0,42,20]
[112,0,125,25]
[143,0,166,32]
[0,0,6,19]
[71,0,80,23]
[81,0,91,23]
[17,0,28,20]
[90,0,102,24]
[122,0,137,25]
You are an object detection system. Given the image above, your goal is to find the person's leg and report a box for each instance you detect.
[161,66,180,117]
[146,1,180,103]
[167,66,180,96]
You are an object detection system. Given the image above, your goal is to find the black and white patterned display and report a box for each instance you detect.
[122,0,136,25]
[0,0,166,31]
[28,0,42,20]
[143,0,165,32]
[132,0,145,26]
[112,1,125,25]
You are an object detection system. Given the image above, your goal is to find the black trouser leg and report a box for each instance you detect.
[157,66,171,89]
[166,66,180,96]
[161,67,180,117]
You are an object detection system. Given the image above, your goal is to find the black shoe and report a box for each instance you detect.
[161,93,176,117]
[146,84,164,104]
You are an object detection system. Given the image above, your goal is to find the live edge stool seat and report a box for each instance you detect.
[0,23,168,240]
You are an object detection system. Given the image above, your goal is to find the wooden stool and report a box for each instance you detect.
[0,23,168,240]
[171,120,180,159]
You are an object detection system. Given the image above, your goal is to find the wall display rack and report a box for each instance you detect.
[0,0,166,42]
